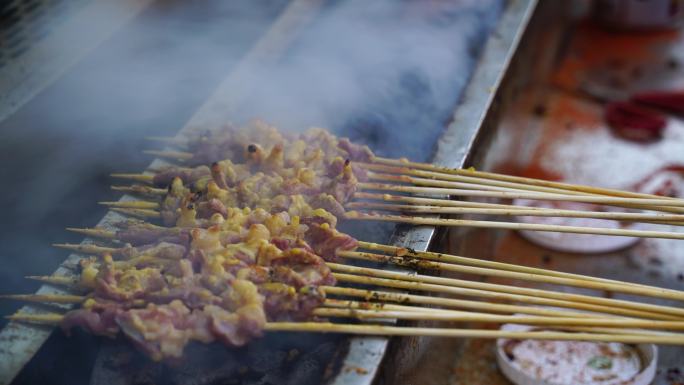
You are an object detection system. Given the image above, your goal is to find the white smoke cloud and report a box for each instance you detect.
[226,0,503,161]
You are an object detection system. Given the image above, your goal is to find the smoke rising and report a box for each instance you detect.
[226,0,503,162]
[0,0,501,383]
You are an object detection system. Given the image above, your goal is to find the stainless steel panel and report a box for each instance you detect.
[369,1,539,383]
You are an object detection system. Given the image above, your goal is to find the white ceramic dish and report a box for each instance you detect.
[513,199,641,254]
[495,324,657,385]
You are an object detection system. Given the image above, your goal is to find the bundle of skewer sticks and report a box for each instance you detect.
[10,236,684,345]
[8,126,684,354]
[102,131,684,240]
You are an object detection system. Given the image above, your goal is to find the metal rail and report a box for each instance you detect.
[347,1,538,383]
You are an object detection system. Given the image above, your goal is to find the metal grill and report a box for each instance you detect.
[0,0,534,384]
[0,0,90,69]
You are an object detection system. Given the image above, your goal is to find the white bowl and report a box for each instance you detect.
[495,324,657,385]
[513,199,641,254]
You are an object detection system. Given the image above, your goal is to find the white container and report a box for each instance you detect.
[495,324,657,385]
[513,199,640,254]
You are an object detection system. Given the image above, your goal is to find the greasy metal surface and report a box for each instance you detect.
[0,1,541,384]
[433,0,538,169]
[430,1,684,384]
[0,0,156,122]
[0,1,325,384]
[373,1,539,384]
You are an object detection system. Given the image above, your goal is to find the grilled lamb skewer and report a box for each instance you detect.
[144,121,374,167]
[12,210,357,360]
[111,162,356,227]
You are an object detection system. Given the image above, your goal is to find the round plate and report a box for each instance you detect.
[496,324,657,385]
[513,199,641,254]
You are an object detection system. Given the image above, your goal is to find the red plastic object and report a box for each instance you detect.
[631,90,684,115]
[604,101,666,142]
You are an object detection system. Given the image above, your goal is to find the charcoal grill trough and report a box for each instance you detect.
[0,1,544,384]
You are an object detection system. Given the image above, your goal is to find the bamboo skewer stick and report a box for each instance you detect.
[339,249,684,301]
[6,313,64,325]
[327,262,684,320]
[66,225,182,241]
[331,272,680,321]
[367,172,523,193]
[129,148,679,205]
[111,185,166,196]
[12,262,684,322]
[8,313,684,344]
[0,294,85,304]
[99,201,160,209]
[110,173,154,184]
[353,193,684,226]
[142,150,193,160]
[66,228,116,239]
[321,299,675,334]
[147,165,193,173]
[361,163,592,196]
[365,173,684,216]
[57,222,678,297]
[267,322,684,344]
[362,162,683,205]
[106,176,683,223]
[313,308,684,331]
[323,286,605,319]
[3,291,678,339]
[343,248,684,302]
[0,292,632,325]
[7,291,676,335]
[320,300,675,336]
[10,276,617,320]
[110,208,161,219]
[136,149,677,203]
[358,183,682,207]
[316,306,679,336]
[59,222,675,298]
[25,276,79,286]
[347,201,684,224]
[371,156,683,202]
[354,192,547,210]
[16,256,683,321]
[4,296,608,327]
[355,241,669,292]
[346,212,684,240]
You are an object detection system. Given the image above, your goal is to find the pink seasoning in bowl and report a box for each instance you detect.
[504,340,641,384]
[496,325,657,385]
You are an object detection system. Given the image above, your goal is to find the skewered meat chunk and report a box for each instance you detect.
[59,210,356,360]
[175,122,373,167]
[153,165,211,188]
[156,162,354,227]
[53,126,374,359]
[138,125,371,230]
[115,221,191,246]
